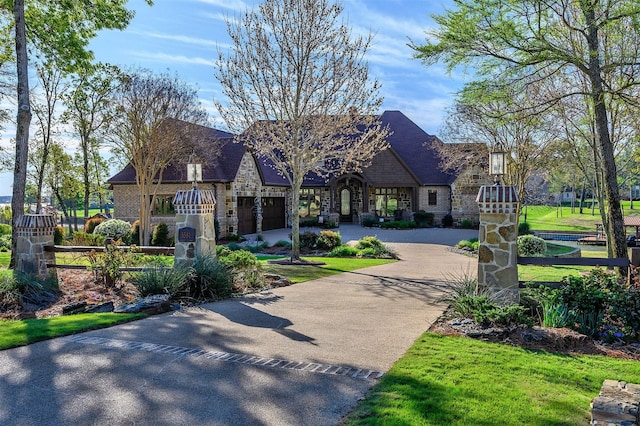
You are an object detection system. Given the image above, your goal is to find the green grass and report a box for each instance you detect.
[263,256,396,283]
[0,313,146,350]
[0,251,9,268]
[544,242,576,256]
[521,203,640,232]
[346,333,640,426]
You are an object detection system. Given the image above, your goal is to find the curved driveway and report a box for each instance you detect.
[0,225,477,426]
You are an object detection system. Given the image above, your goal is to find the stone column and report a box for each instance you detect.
[15,214,57,279]
[476,185,520,303]
[173,188,216,268]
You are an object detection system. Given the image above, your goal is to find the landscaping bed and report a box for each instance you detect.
[429,307,640,361]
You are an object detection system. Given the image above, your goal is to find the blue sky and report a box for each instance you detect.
[1,0,463,197]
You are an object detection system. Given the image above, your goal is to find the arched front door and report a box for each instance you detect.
[340,187,352,222]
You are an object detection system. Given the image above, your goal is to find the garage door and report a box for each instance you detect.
[237,197,256,235]
[237,197,286,234]
[261,197,285,231]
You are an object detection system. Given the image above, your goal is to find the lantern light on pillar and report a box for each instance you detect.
[187,152,202,188]
[489,145,507,185]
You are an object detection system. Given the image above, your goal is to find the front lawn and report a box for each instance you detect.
[345,333,640,425]
[0,313,146,350]
[263,256,396,283]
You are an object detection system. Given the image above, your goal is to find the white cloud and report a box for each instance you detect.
[132,30,219,48]
[193,0,248,12]
[131,52,216,67]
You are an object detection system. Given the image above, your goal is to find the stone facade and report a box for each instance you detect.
[451,166,493,226]
[15,214,57,279]
[417,186,451,223]
[476,185,520,303]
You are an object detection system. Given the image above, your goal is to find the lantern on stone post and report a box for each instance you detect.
[489,145,507,185]
[187,151,202,189]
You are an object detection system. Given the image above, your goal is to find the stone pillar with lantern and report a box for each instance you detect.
[476,145,521,303]
[173,153,217,267]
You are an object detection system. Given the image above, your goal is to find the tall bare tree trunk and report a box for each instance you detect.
[10,0,31,269]
[584,8,627,267]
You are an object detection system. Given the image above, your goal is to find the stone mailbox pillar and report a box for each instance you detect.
[476,185,520,303]
[173,188,217,267]
[15,214,57,279]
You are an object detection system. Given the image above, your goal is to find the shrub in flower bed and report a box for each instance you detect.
[524,268,640,343]
[66,231,106,246]
[84,216,105,234]
[317,230,341,250]
[517,234,546,256]
[93,219,132,244]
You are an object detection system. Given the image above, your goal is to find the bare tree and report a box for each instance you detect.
[29,62,67,213]
[63,63,121,219]
[215,0,388,260]
[107,69,209,245]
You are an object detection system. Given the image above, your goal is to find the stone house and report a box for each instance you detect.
[107,111,491,237]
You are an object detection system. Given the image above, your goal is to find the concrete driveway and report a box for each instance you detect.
[0,226,477,425]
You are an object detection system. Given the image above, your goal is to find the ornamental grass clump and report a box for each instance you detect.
[185,254,233,299]
[131,266,192,297]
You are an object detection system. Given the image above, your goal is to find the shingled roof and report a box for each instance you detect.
[108,112,457,188]
[107,119,239,185]
[377,110,455,185]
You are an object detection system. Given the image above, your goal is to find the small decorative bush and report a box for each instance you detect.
[226,243,243,251]
[323,221,338,229]
[380,220,417,229]
[218,249,263,289]
[456,238,479,251]
[224,234,244,242]
[413,210,434,228]
[130,220,141,245]
[93,219,132,244]
[0,234,11,252]
[460,219,474,229]
[54,226,65,245]
[299,231,318,249]
[518,222,532,235]
[273,240,292,248]
[329,245,358,257]
[355,236,397,258]
[151,222,170,246]
[0,223,11,236]
[66,231,105,246]
[300,217,319,227]
[317,230,342,250]
[517,234,547,256]
[442,214,454,228]
[216,245,233,257]
[360,216,379,227]
[84,216,105,234]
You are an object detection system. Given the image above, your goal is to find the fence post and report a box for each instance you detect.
[15,214,57,280]
[476,185,520,303]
